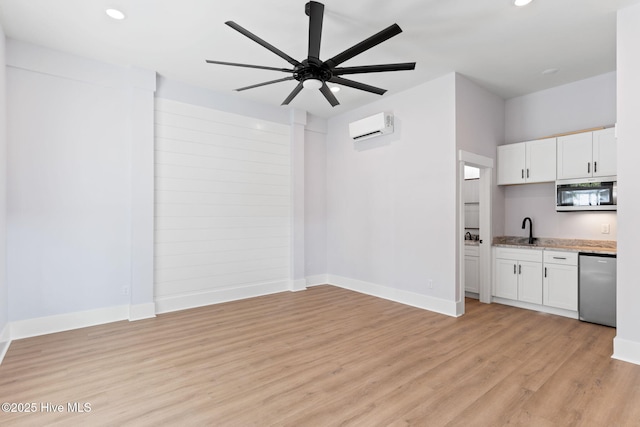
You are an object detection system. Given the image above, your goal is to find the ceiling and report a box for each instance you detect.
[1,0,639,118]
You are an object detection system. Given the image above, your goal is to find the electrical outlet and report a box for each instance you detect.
[122,286,130,296]
[601,224,610,234]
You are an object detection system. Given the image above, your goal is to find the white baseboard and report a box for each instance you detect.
[10,305,130,340]
[613,337,640,365]
[155,280,291,314]
[0,323,10,365]
[305,274,329,287]
[129,303,156,321]
[492,297,579,319]
[289,278,307,292]
[327,274,459,317]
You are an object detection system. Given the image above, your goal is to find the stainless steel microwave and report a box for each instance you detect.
[556,177,617,211]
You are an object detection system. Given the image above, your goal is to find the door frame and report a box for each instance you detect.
[458,150,493,314]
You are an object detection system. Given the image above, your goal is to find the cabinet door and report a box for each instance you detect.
[543,264,578,310]
[494,258,518,299]
[592,128,617,177]
[465,255,479,293]
[518,261,543,304]
[557,133,593,179]
[526,138,556,183]
[463,179,480,203]
[497,143,525,185]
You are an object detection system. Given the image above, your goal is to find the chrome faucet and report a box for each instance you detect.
[522,217,534,244]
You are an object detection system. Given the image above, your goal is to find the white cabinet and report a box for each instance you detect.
[464,245,479,294]
[498,138,556,185]
[543,251,578,311]
[557,128,616,180]
[494,247,543,303]
[593,128,617,177]
[497,143,525,185]
[463,179,479,203]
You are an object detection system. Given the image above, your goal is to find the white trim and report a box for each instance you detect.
[492,297,579,319]
[613,337,640,365]
[289,279,307,292]
[10,305,130,340]
[128,303,156,321]
[458,150,494,168]
[155,280,290,314]
[458,150,494,307]
[0,324,11,365]
[327,274,459,317]
[306,274,329,287]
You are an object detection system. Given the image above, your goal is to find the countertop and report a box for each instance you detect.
[492,236,616,255]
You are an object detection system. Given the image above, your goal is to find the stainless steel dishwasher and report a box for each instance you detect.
[579,253,616,327]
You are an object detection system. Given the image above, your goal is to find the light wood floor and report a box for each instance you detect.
[1,285,639,426]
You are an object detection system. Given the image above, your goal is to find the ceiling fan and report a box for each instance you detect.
[206,1,416,107]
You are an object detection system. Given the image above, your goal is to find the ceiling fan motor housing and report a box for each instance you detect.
[294,58,333,84]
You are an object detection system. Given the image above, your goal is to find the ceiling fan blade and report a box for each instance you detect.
[333,62,416,75]
[282,82,304,105]
[319,83,340,107]
[306,1,324,60]
[236,76,296,92]
[206,60,294,73]
[225,21,302,67]
[324,24,403,68]
[329,76,387,95]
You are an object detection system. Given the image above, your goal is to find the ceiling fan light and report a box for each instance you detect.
[303,79,323,90]
[513,0,533,6]
[106,8,126,20]
[330,86,340,93]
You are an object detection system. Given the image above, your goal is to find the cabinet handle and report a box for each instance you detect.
[544,267,547,278]
[518,265,522,275]
[588,162,591,174]
[526,168,530,178]
[552,256,566,260]
[514,264,516,274]
[521,169,524,179]
[594,161,597,173]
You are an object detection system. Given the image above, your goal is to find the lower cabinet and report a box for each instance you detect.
[494,247,578,314]
[464,246,479,293]
[494,247,543,303]
[543,251,578,311]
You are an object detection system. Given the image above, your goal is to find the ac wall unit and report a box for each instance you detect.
[348,112,394,141]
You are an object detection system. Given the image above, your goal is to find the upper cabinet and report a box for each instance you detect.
[556,128,616,180]
[497,138,557,185]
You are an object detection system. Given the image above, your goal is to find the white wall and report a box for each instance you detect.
[503,73,618,241]
[6,40,155,323]
[0,24,9,356]
[505,72,616,143]
[455,74,506,238]
[325,74,458,309]
[153,98,292,313]
[614,3,640,365]
[155,77,316,293]
[304,126,327,278]
[156,76,291,126]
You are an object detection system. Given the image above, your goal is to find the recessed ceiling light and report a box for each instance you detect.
[542,68,559,75]
[106,8,126,20]
[513,0,533,6]
[330,86,340,93]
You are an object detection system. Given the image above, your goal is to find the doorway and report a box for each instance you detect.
[458,151,493,315]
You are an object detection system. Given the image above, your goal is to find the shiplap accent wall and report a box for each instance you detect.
[154,98,291,313]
